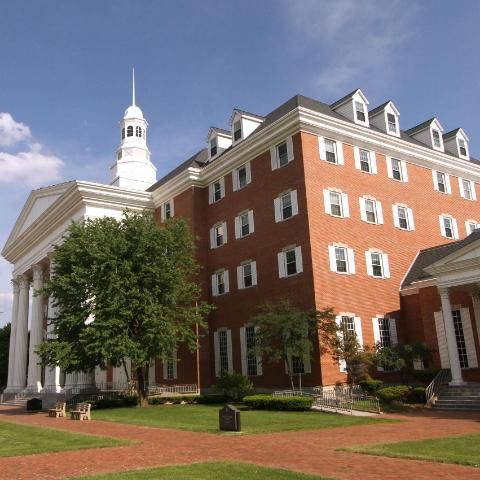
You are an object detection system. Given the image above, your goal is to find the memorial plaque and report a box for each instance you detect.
[26,398,42,411]
[219,404,241,431]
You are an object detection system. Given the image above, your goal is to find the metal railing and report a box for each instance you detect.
[273,390,314,398]
[426,369,451,405]
[148,384,199,395]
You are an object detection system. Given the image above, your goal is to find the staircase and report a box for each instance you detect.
[433,383,480,411]
[0,392,32,408]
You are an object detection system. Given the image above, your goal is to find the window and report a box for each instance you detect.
[354,147,376,173]
[391,158,402,181]
[452,310,469,368]
[237,261,257,289]
[271,137,293,170]
[360,197,383,224]
[121,128,125,140]
[466,220,480,235]
[330,191,342,217]
[387,113,397,133]
[364,199,377,223]
[212,269,229,296]
[278,246,303,278]
[210,222,227,248]
[433,170,451,194]
[444,217,453,238]
[218,330,229,373]
[378,317,392,347]
[432,129,441,148]
[341,315,356,339]
[337,315,363,371]
[232,162,251,190]
[135,126,142,137]
[437,172,446,192]
[325,139,337,164]
[439,215,458,239]
[214,328,232,376]
[210,137,217,157]
[235,210,254,239]
[359,149,371,172]
[459,178,476,201]
[324,189,349,218]
[355,101,366,122]
[233,120,242,142]
[394,205,415,231]
[274,190,298,222]
[366,250,390,278]
[387,157,408,182]
[127,125,133,137]
[318,137,344,165]
[163,350,177,380]
[329,245,355,274]
[245,326,258,376]
[164,202,172,220]
[459,138,467,157]
[209,178,225,204]
[161,200,174,221]
[292,356,305,375]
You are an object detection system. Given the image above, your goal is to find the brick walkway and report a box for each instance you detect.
[0,406,479,479]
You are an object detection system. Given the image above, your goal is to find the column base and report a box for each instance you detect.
[43,385,62,394]
[449,379,466,386]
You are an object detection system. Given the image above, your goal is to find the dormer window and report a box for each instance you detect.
[432,129,441,148]
[136,126,142,137]
[233,120,242,142]
[210,137,218,157]
[127,126,133,137]
[459,138,467,157]
[387,113,397,133]
[355,101,366,122]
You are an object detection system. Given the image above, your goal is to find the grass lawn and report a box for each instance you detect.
[93,404,394,434]
[348,433,480,467]
[74,461,333,479]
[0,420,129,458]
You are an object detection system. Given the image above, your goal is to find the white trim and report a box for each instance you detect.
[434,311,450,368]
[226,329,233,374]
[240,326,247,375]
[323,189,332,215]
[354,317,363,346]
[347,248,356,274]
[295,246,303,274]
[277,251,286,278]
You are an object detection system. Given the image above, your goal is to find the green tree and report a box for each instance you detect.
[38,211,212,405]
[0,323,11,388]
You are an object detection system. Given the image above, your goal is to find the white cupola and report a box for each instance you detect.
[110,69,157,190]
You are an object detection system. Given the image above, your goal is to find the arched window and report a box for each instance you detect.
[127,126,133,137]
[136,126,142,137]
[121,128,125,140]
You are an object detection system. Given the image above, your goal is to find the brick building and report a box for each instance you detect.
[3,82,480,396]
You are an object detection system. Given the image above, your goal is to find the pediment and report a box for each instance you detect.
[426,235,480,274]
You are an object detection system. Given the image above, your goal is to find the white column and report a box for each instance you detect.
[27,265,45,393]
[438,287,465,386]
[43,294,61,393]
[5,279,20,392]
[13,275,30,390]
[64,372,78,390]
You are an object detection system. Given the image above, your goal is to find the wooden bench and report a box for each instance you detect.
[48,402,66,418]
[70,403,91,421]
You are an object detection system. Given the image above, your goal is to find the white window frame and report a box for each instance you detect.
[359,197,383,224]
[161,199,174,221]
[210,221,227,249]
[323,189,349,218]
[270,136,294,170]
[386,112,399,135]
[459,178,476,201]
[211,269,229,296]
[234,209,254,239]
[439,215,459,239]
[162,348,178,380]
[354,100,368,125]
[392,204,415,231]
[278,246,303,278]
[237,260,257,289]
[431,129,443,151]
[210,136,218,159]
[365,250,391,279]
[318,136,344,165]
[465,220,480,235]
[274,189,298,222]
[337,314,363,371]
[432,170,451,194]
[240,324,263,377]
[353,146,377,174]
[208,177,225,204]
[328,245,355,275]
[214,328,233,376]
[458,137,469,159]
[233,119,242,143]
[386,157,408,182]
[232,161,252,191]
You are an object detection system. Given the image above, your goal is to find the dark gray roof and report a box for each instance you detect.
[405,118,436,136]
[209,127,231,137]
[232,109,265,121]
[369,100,392,117]
[402,230,480,288]
[330,88,361,109]
[443,128,461,140]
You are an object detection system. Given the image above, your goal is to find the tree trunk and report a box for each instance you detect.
[136,366,149,407]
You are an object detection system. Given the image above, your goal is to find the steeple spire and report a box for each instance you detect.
[132,67,136,106]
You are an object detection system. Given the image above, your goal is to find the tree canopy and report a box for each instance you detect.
[0,323,11,388]
[38,211,211,403]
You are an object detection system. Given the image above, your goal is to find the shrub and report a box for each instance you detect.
[89,396,138,410]
[195,394,228,404]
[377,386,410,404]
[243,394,313,411]
[213,372,254,401]
[412,368,440,385]
[147,395,196,405]
[406,386,426,404]
[359,378,384,395]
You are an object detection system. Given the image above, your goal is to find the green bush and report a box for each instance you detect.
[89,396,138,409]
[213,371,254,401]
[147,395,196,405]
[377,386,410,404]
[359,378,384,395]
[243,394,313,411]
[195,394,228,404]
[406,386,426,404]
[412,368,440,385]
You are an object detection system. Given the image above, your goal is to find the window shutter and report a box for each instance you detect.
[224,270,230,293]
[173,351,178,379]
[342,193,350,217]
[353,146,361,170]
[336,316,347,372]
[211,274,217,296]
[383,253,391,278]
[240,326,247,375]
[386,157,393,179]
[277,252,286,278]
[445,174,452,194]
[370,151,377,174]
[347,248,355,274]
[251,261,257,286]
[328,245,337,272]
[372,318,381,344]
[392,205,400,228]
[246,161,252,184]
[274,198,282,223]
[248,210,255,234]
[286,136,294,162]
[365,251,373,276]
[452,218,459,239]
[389,318,398,345]
[170,200,174,218]
[359,197,367,222]
[354,317,363,346]
[376,201,384,224]
[434,311,450,368]
[439,215,446,237]
[303,354,312,374]
[214,331,220,376]
[255,326,263,375]
[222,221,228,244]
[270,146,278,170]
[162,358,168,380]
[234,215,240,239]
[458,178,465,198]
[220,177,225,198]
[232,169,239,191]
[337,142,344,165]
[226,329,233,374]
[291,190,299,216]
[318,136,326,161]
[460,308,478,368]
[208,183,214,204]
[432,170,439,191]
[323,189,332,214]
[295,246,303,274]
[407,208,415,230]
[210,227,216,249]
[236,265,243,290]
[472,183,477,201]
[401,161,409,182]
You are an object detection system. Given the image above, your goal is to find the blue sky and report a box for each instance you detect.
[0,0,479,325]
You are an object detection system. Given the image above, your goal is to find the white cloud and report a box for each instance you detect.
[286,0,418,96]
[0,149,64,187]
[0,112,31,147]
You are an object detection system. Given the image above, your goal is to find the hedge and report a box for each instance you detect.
[89,396,138,409]
[359,378,384,395]
[243,394,313,411]
[377,386,410,404]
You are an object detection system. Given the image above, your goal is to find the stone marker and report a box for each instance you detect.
[219,404,241,432]
[26,398,42,411]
